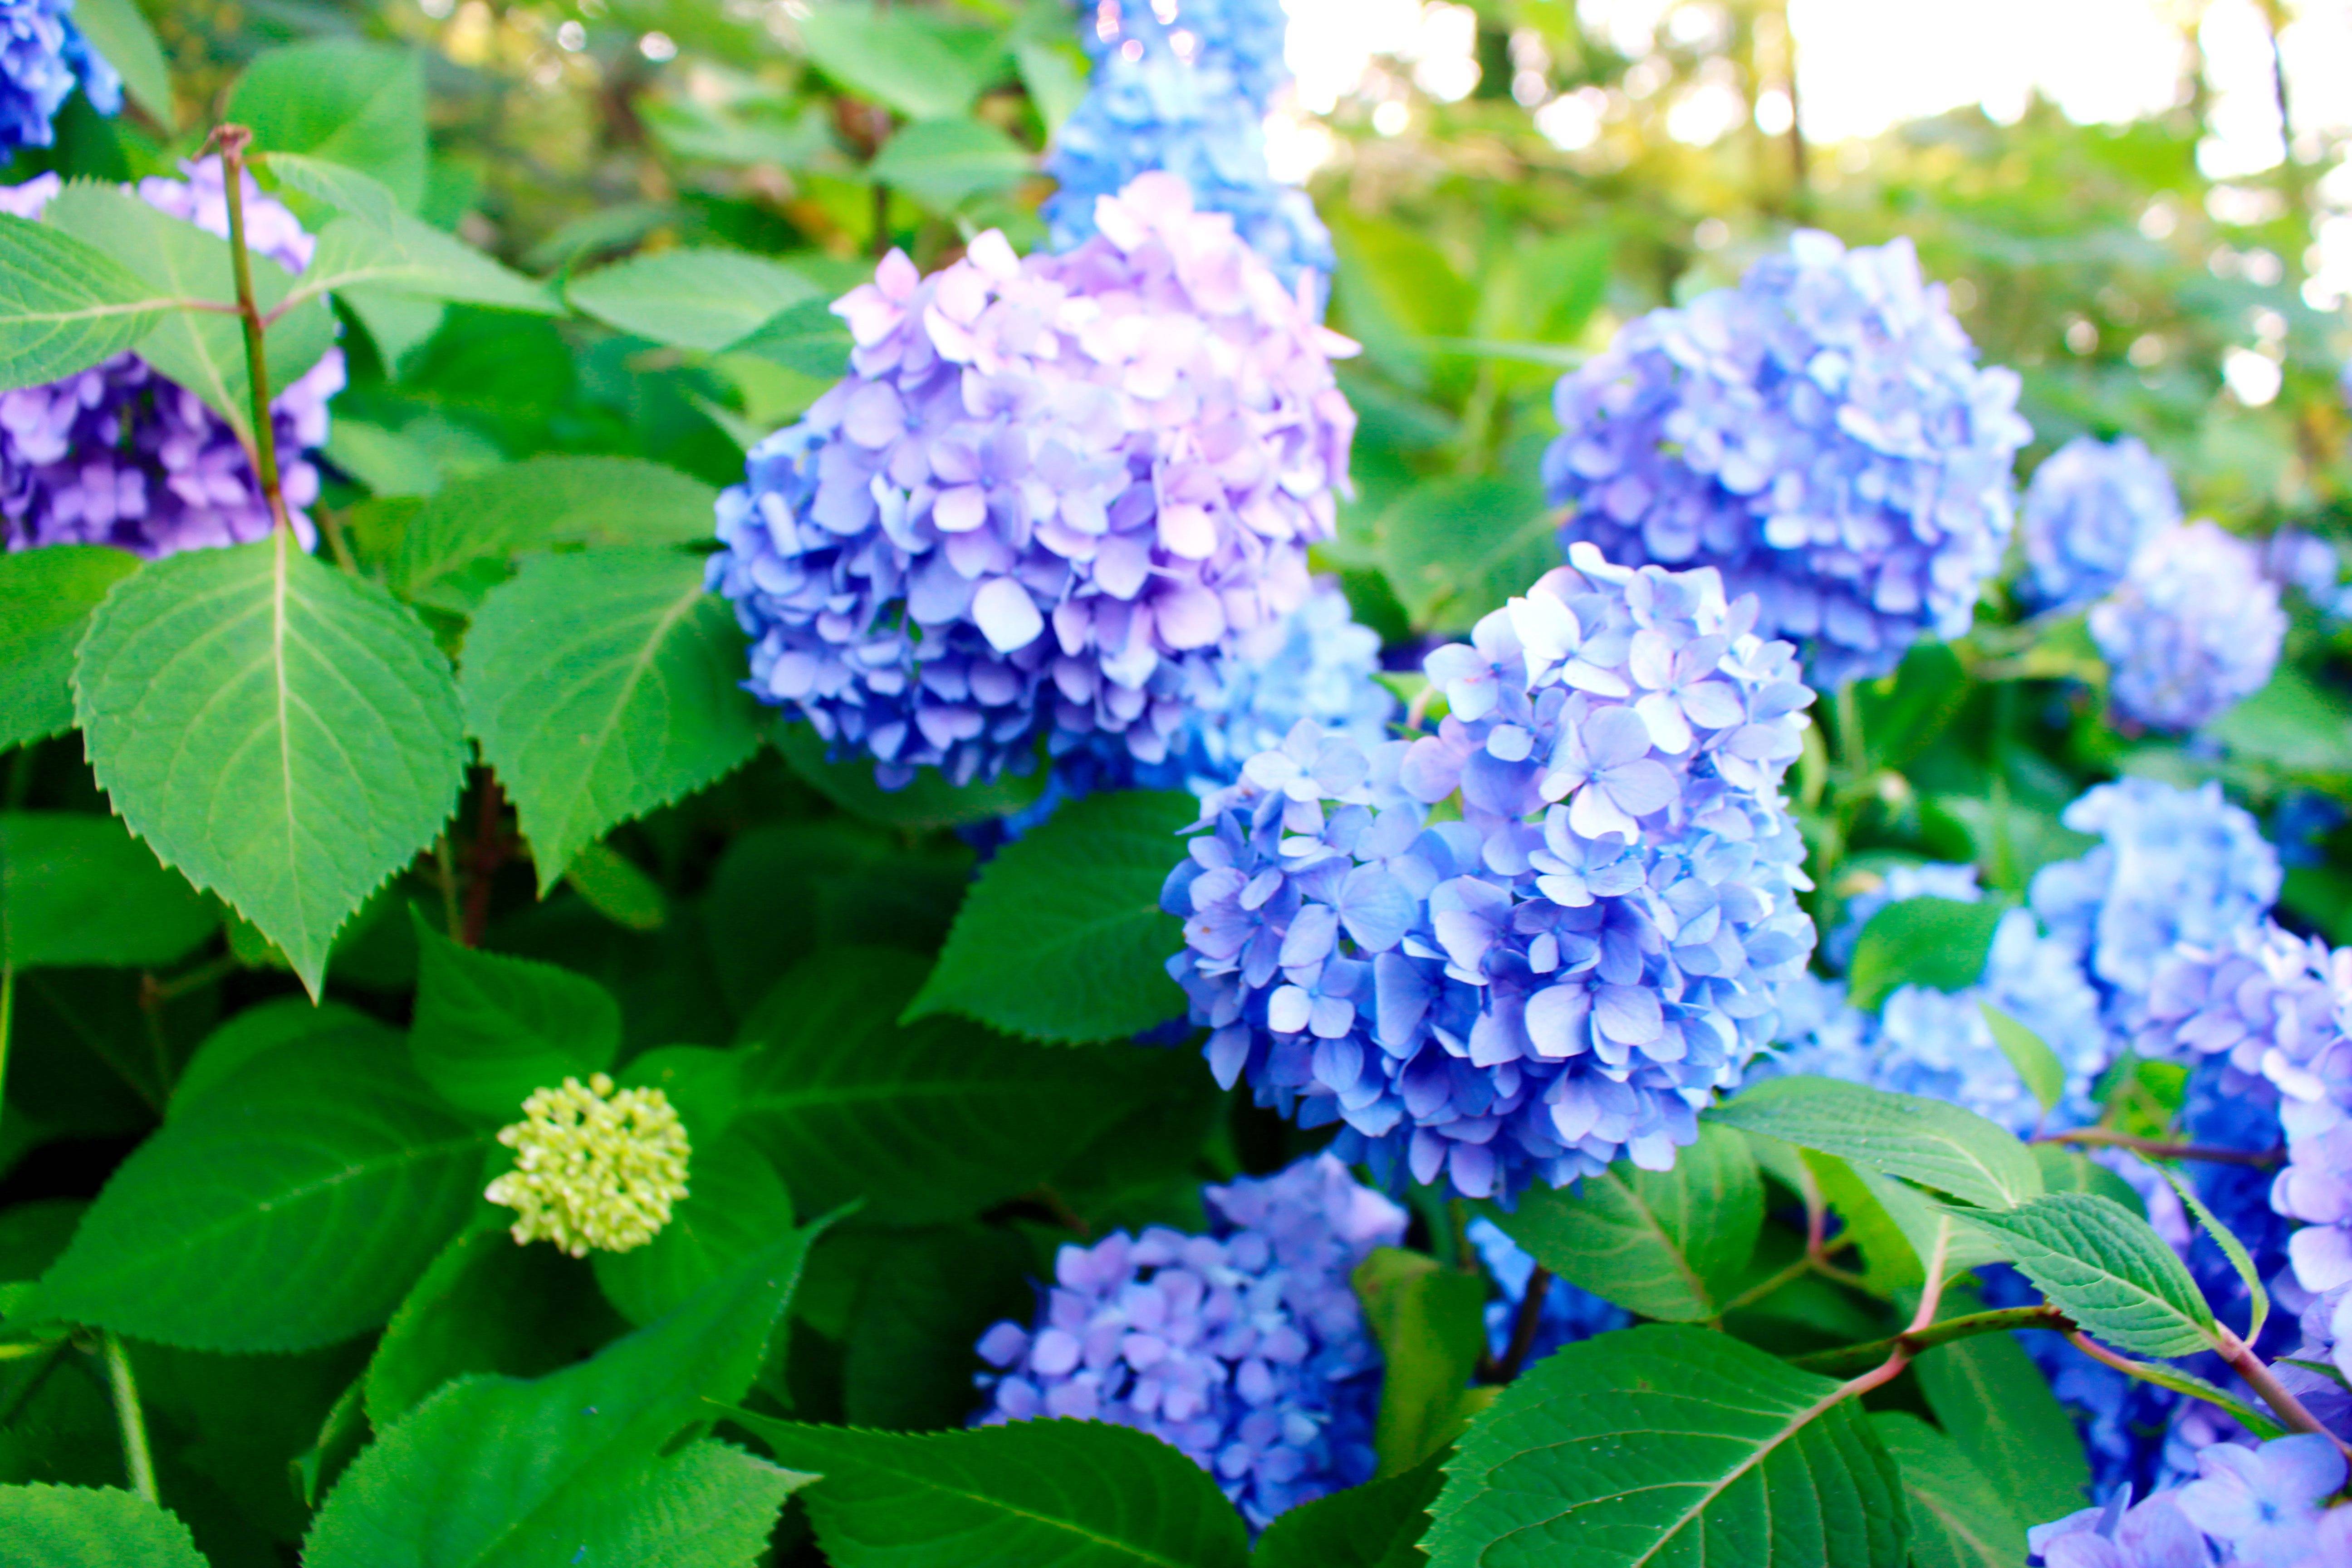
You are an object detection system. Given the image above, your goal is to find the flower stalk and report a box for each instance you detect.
[210,123,291,538]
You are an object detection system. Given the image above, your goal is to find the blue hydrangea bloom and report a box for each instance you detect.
[1464,1217,1627,1366]
[972,1152,1403,1530]
[2279,1287,2352,1439]
[1544,230,2031,688]
[1162,547,1819,1201]
[2029,1437,2352,1568]
[1045,0,1332,292]
[2019,435,2183,611]
[0,0,118,157]
[2090,521,2284,733]
[706,176,1359,788]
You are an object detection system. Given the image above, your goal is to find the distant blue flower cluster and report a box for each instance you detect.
[2018,435,2182,611]
[2029,1436,2351,1567]
[1045,0,1333,293]
[0,0,118,158]
[2089,520,2283,732]
[1162,548,1819,1200]
[972,1152,1403,1530]
[1545,230,2031,688]
[1464,1218,1626,1365]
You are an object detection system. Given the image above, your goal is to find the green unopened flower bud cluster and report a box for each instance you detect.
[485,1073,691,1258]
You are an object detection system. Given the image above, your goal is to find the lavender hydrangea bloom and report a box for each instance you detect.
[1045,0,1332,292]
[972,1152,1402,1530]
[2020,436,2184,611]
[1545,230,2031,687]
[1162,547,1818,1201]
[0,165,344,557]
[2090,522,2284,733]
[0,0,118,157]
[2030,1436,2352,1568]
[1464,1217,1627,1366]
[706,174,1359,789]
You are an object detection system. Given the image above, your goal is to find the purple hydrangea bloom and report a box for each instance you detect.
[1044,0,1332,292]
[0,164,344,557]
[706,173,1359,789]
[1544,230,2031,687]
[2090,522,2284,733]
[2019,436,2184,612]
[1463,1216,1627,1365]
[972,1152,1403,1530]
[2030,1438,2352,1568]
[2278,1287,2352,1439]
[1162,547,1818,1201]
[0,0,118,157]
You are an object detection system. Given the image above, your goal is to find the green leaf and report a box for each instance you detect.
[390,456,720,613]
[793,6,992,121]
[0,1483,209,1566]
[2032,1145,2148,1213]
[306,1224,824,1568]
[1378,477,1559,635]
[1711,1076,2043,1210]
[1013,38,1088,137]
[842,1224,1035,1431]
[461,547,765,891]
[300,211,557,315]
[1423,1324,1906,1568]
[1868,1412,2025,1568]
[1488,1121,1762,1322]
[2155,1163,2270,1343]
[1956,1192,2220,1357]
[1250,1457,1442,1568]
[525,1438,807,1567]
[593,1130,795,1326]
[73,534,468,997]
[1980,1004,2067,1114]
[907,789,1190,1044]
[1845,897,2004,1012]
[870,118,1034,210]
[229,41,428,208]
[0,213,177,389]
[266,150,404,228]
[724,295,854,378]
[1914,1329,2092,1530]
[1354,1248,1489,1478]
[568,249,821,353]
[171,995,402,1117]
[69,0,173,128]
[734,946,1205,1224]
[0,544,139,748]
[31,1034,489,1351]
[733,1415,1252,1568]
[773,720,1050,828]
[1793,1147,1926,1295]
[0,813,214,969]
[409,914,623,1117]
[564,841,670,932]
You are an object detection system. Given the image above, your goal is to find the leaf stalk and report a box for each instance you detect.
[208,124,291,538]
[103,1330,157,1502]
[1792,1304,2072,1376]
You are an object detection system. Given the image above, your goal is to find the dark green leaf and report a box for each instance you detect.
[773,720,1049,828]
[870,118,1034,210]
[1914,1329,2092,1530]
[1845,897,2004,1012]
[1980,1004,2067,1114]
[0,214,176,389]
[725,295,854,378]
[0,813,213,970]
[564,842,670,932]
[229,41,428,207]
[1488,1121,1762,1322]
[842,1224,1034,1431]
[74,535,467,997]
[1354,1248,1488,1478]
[1852,643,1971,770]
[568,249,821,353]
[0,1483,209,1566]
[409,913,623,1117]
[734,1415,1252,1568]
[69,0,173,128]
[1711,1076,2043,1210]
[594,1130,795,1326]
[1377,477,1558,634]
[793,6,993,121]
[0,544,138,748]
[1956,1192,2218,1357]
[1868,1411,2026,1568]
[1250,1455,1442,1568]
[2209,662,2352,775]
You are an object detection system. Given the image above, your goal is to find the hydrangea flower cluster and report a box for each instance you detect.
[1044,0,1333,293]
[706,174,1359,789]
[1544,230,2030,688]
[2029,1437,2351,1568]
[1463,1217,1626,1365]
[2089,521,2284,733]
[484,1074,693,1258]
[972,1153,1402,1530]
[2018,435,2183,611]
[1161,548,1819,1200]
[0,0,117,157]
[0,164,344,557]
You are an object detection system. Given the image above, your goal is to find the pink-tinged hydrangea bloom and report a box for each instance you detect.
[1162,546,1817,1202]
[0,162,344,557]
[2090,521,2284,733]
[707,172,1358,788]
[973,1153,1401,1532]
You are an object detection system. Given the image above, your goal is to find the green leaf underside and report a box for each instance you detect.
[1423,1324,1906,1568]
[1250,1455,1444,1568]
[0,213,173,388]
[408,913,623,1117]
[1980,1003,2068,1114]
[73,535,467,996]
[593,1130,795,1326]
[1710,1076,2043,1210]
[734,1415,1252,1568]
[32,1037,488,1352]
[1869,1412,2026,1568]
[460,547,764,890]
[0,543,139,748]
[0,1483,211,1567]
[1490,1121,1762,1322]
[1914,1331,2094,1531]
[1957,1192,2219,1357]
[305,1225,823,1568]
[1845,897,2004,1013]
[567,249,822,353]
[907,789,1191,1043]
[0,812,214,969]
[390,455,719,608]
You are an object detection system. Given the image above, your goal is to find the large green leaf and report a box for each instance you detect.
[69,0,173,127]
[1710,1076,2043,1211]
[31,1034,489,1352]
[841,1224,1034,1431]
[1424,1325,1906,1568]
[1250,1457,1442,1568]
[0,215,173,389]
[792,6,993,121]
[1355,1248,1489,1478]
[1955,1192,2219,1357]
[229,41,428,208]
[1488,1122,1762,1323]
[299,211,556,315]
[1844,897,2005,1012]
[773,720,1050,828]
[74,534,467,997]
[408,914,623,1117]
[1378,477,1558,635]
[735,1415,1252,1568]
[0,813,214,970]
[568,249,820,353]
[733,947,1204,1224]
[172,995,402,1117]
[306,1225,823,1568]
[0,544,139,749]
[1868,1413,2025,1568]
[907,789,1191,1044]
[1913,1331,2092,1529]
[461,547,765,890]
[724,295,855,378]
[593,1130,796,1327]
[869,117,1034,210]
[0,1484,210,1566]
